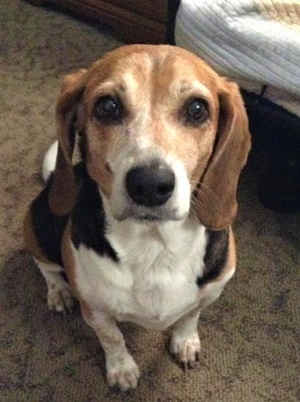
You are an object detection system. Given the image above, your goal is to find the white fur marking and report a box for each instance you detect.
[35,259,74,312]
[42,141,58,182]
[71,217,214,331]
[170,310,201,367]
[106,353,140,391]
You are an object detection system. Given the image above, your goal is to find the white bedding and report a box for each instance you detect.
[175,0,300,116]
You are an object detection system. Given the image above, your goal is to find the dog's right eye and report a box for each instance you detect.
[94,96,122,123]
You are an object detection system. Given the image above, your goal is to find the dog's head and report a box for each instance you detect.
[49,45,251,230]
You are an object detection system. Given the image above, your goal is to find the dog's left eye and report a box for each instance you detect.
[94,96,122,123]
[184,98,209,124]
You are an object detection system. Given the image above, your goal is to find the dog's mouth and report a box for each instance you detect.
[114,207,186,223]
[137,214,163,222]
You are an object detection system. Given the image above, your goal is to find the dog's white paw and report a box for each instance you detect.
[106,353,140,391]
[170,331,201,370]
[47,282,74,313]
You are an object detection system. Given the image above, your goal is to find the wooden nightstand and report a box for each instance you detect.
[28,0,169,44]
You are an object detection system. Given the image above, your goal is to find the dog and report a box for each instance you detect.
[24,45,251,391]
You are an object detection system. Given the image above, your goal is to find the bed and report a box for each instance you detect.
[174,0,300,212]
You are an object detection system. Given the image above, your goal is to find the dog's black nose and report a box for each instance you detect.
[126,162,175,207]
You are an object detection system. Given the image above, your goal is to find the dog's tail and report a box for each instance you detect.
[42,141,58,183]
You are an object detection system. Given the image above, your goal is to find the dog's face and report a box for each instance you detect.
[84,47,221,222]
[50,45,251,229]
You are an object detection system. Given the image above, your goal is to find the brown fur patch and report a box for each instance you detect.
[61,221,79,299]
[80,299,94,323]
[211,226,236,284]
[23,208,52,264]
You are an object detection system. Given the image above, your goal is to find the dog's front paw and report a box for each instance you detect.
[106,353,140,391]
[170,331,201,370]
[47,282,74,313]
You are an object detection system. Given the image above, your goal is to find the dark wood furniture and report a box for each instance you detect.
[28,0,172,44]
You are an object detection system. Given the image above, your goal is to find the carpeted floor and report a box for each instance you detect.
[1,1,299,401]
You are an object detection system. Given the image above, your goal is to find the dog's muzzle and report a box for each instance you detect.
[125,161,175,207]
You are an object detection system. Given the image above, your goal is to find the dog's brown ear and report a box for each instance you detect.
[195,81,251,230]
[49,69,87,216]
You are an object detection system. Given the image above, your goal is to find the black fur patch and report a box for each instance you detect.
[31,162,118,265]
[78,130,88,162]
[71,165,119,263]
[197,228,229,287]
[30,185,69,266]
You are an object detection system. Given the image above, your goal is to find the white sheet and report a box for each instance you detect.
[175,0,300,116]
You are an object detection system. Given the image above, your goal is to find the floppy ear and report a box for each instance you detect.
[48,69,87,216]
[196,81,251,230]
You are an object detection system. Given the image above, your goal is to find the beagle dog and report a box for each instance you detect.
[24,45,251,391]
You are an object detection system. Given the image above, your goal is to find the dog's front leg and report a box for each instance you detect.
[170,308,201,370]
[81,303,140,391]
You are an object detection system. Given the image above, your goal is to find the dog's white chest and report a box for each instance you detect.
[72,219,208,330]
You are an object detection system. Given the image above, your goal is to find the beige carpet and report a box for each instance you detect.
[1,1,299,401]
